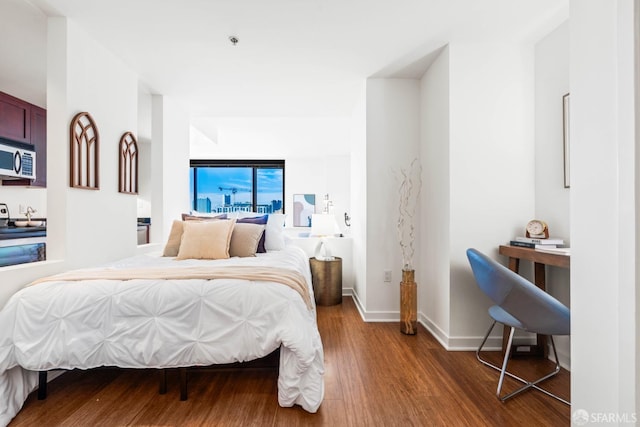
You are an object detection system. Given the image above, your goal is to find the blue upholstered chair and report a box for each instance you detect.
[466,248,570,405]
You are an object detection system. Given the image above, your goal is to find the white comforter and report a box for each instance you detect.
[0,246,324,426]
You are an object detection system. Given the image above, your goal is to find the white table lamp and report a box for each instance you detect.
[310,214,340,261]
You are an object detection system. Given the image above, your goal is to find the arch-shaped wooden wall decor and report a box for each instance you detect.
[119,131,139,194]
[70,112,100,189]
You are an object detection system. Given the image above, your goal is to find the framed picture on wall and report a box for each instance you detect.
[293,194,315,227]
[563,93,570,188]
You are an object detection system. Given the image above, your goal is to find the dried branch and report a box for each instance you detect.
[394,158,422,271]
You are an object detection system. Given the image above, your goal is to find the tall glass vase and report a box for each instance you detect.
[400,269,417,335]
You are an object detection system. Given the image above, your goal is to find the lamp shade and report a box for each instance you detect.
[310,214,340,261]
[310,214,340,237]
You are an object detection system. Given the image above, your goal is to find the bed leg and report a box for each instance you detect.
[179,367,187,401]
[37,371,47,400]
[159,369,167,394]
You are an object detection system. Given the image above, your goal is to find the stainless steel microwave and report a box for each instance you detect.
[0,139,36,180]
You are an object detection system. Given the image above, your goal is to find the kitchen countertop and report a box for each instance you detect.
[0,226,47,240]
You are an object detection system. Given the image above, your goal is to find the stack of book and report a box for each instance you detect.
[536,246,571,256]
[509,236,564,250]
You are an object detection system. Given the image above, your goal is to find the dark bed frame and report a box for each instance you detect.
[36,347,281,401]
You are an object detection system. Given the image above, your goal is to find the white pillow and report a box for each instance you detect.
[265,213,286,251]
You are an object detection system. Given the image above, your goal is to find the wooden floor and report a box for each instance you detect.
[10,296,570,426]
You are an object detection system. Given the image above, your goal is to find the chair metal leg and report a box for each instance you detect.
[496,326,515,399]
[476,321,569,405]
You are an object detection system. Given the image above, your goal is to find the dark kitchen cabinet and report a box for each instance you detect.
[0,91,46,187]
[28,106,46,187]
[0,92,30,144]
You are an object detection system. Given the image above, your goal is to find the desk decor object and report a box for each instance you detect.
[509,236,563,250]
[525,219,549,239]
[534,246,571,256]
[400,269,417,335]
[509,240,557,250]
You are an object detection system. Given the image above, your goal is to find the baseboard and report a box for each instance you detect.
[349,306,502,350]
[332,295,571,370]
[419,313,503,351]
[348,290,367,322]
[422,313,570,370]
[549,346,571,371]
[347,290,398,322]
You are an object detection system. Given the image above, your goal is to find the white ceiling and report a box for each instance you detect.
[25,0,568,120]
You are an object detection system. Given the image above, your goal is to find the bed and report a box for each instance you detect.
[0,219,325,426]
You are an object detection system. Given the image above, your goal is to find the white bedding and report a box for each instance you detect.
[0,245,324,426]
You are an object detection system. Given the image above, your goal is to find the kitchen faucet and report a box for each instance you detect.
[25,206,36,222]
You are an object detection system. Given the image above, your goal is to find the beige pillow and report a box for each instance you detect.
[176,219,236,260]
[229,223,265,257]
[162,220,184,257]
[164,215,227,256]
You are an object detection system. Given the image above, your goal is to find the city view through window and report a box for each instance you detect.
[190,163,284,214]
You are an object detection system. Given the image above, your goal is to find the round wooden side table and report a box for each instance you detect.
[309,257,342,306]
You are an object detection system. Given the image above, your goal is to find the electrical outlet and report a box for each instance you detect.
[384,270,392,283]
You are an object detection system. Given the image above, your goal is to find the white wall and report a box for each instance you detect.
[419,46,451,340]
[151,95,191,243]
[360,42,536,344]
[365,78,421,315]
[412,41,536,349]
[535,23,571,241]
[415,27,573,363]
[349,82,367,307]
[570,0,637,417]
[44,14,141,267]
[285,155,350,234]
[60,18,139,267]
[136,84,153,219]
[534,21,571,366]
[190,117,352,160]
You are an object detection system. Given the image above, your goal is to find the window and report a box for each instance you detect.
[190,160,285,214]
